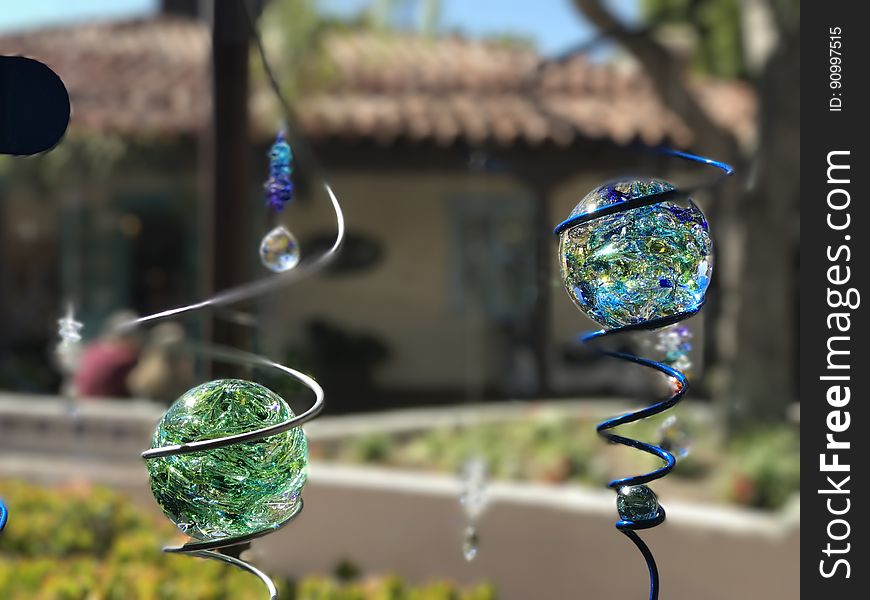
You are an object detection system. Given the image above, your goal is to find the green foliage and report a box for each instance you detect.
[326,410,799,510]
[255,0,353,104]
[348,433,394,464]
[722,424,800,510]
[292,575,494,600]
[0,480,495,600]
[642,0,746,78]
[366,0,440,34]
[334,412,604,486]
[257,0,321,101]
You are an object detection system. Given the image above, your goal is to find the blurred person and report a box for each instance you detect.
[127,322,194,403]
[73,310,141,399]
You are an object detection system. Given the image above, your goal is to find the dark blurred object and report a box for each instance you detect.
[303,232,384,275]
[73,310,141,398]
[160,0,200,18]
[333,558,361,582]
[210,0,255,358]
[306,319,389,412]
[0,56,69,155]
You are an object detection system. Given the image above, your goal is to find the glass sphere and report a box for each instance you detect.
[616,485,659,522]
[559,179,712,329]
[146,379,308,541]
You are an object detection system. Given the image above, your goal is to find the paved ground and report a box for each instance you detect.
[264,482,799,600]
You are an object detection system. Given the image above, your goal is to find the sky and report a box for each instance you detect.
[319,0,639,55]
[0,0,638,57]
[0,0,157,32]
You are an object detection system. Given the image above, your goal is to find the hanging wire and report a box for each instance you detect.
[141,344,322,600]
[555,149,733,600]
[103,3,345,597]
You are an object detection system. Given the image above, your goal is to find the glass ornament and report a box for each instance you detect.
[260,225,301,272]
[459,457,488,561]
[146,379,308,540]
[56,304,84,374]
[616,485,659,522]
[658,415,692,461]
[462,526,479,562]
[264,131,294,211]
[559,179,712,329]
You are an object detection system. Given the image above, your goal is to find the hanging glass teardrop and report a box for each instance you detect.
[460,457,488,521]
[658,415,692,460]
[260,225,300,272]
[56,304,84,373]
[462,525,479,561]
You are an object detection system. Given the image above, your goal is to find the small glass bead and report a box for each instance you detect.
[616,485,659,522]
[269,139,292,164]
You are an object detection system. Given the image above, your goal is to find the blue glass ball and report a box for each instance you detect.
[559,178,713,329]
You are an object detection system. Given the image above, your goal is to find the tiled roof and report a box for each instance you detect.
[0,17,756,148]
[1,18,210,136]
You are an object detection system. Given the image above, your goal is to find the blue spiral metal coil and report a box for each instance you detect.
[554,149,733,600]
[0,499,7,533]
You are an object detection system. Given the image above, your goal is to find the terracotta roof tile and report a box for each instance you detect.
[0,18,211,136]
[0,18,756,148]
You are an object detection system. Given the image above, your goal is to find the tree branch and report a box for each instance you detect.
[572,0,739,158]
[763,0,799,39]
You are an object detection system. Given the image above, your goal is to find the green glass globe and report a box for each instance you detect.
[146,379,308,541]
[559,178,713,329]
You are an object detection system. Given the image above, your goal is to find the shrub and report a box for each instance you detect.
[0,480,495,600]
[722,425,800,510]
[325,411,798,511]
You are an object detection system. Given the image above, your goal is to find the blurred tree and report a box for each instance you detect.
[642,0,746,78]
[367,0,442,34]
[420,0,442,36]
[572,0,800,429]
[258,0,321,100]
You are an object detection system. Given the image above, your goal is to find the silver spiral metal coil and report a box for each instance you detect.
[129,183,344,599]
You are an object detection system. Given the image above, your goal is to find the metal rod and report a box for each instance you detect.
[556,150,733,600]
[116,3,346,595]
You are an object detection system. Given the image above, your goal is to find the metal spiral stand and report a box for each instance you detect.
[116,5,346,597]
[140,343,330,600]
[553,150,733,600]
[121,180,344,599]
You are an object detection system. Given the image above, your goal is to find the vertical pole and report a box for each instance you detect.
[210,0,252,355]
[532,180,552,396]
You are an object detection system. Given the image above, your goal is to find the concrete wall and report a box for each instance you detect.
[0,395,799,600]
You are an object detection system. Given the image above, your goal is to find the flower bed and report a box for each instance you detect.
[313,410,799,510]
[0,480,495,600]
